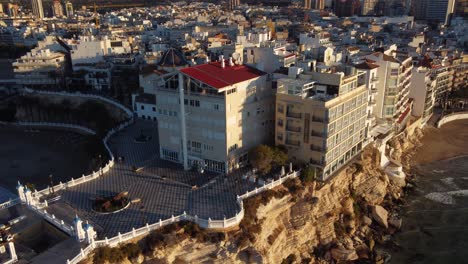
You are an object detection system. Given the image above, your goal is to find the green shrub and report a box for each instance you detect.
[121,243,141,260]
[300,166,316,183]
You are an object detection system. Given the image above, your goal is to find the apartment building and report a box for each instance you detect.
[52,0,64,17]
[409,66,436,123]
[275,66,368,180]
[139,57,274,173]
[354,60,380,141]
[431,60,454,106]
[245,42,296,73]
[366,46,413,131]
[13,48,65,88]
[31,0,44,19]
[451,55,468,91]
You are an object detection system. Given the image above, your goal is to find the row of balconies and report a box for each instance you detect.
[286,111,302,119]
[286,125,301,133]
[285,139,300,147]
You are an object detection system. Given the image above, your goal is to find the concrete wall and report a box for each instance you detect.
[437,112,468,128]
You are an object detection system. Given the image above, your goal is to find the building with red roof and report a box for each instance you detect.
[137,57,274,174]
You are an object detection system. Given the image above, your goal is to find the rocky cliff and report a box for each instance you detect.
[84,136,423,264]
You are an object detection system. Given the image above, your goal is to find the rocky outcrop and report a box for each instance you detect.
[371,205,389,228]
[113,145,410,264]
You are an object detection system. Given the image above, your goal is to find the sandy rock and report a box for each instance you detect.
[343,237,354,249]
[362,215,372,226]
[389,217,402,229]
[371,205,388,228]
[355,244,370,259]
[330,247,358,261]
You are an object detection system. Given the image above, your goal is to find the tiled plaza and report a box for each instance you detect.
[48,120,259,238]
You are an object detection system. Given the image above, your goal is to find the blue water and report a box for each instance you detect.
[390,156,468,264]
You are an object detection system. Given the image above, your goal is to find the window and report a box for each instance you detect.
[189,99,200,107]
[152,107,156,112]
[214,104,220,110]
[278,104,284,113]
[141,105,145,110]
[228,144,238,153]
[277,119,284,127]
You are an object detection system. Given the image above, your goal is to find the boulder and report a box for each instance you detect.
[331,247,358,262]
[362,215,372,226]
[389,217,402,229]
[355,244,370,259]
[371,205,388,228]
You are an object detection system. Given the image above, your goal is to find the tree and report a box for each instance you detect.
[300,166,316,183]
[272,146,288,167]
[249,145,289,175]
[249,145,274,174]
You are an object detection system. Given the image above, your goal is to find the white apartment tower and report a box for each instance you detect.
[139,57,274,173]
[366,46,413,131]
[31,0,44,19]
[65,1,73,17]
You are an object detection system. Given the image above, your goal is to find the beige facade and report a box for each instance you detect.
[451,56,468,91]
[275,70,368,180]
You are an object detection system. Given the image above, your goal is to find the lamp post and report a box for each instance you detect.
[49,174,54,194]
[98,154,102,176]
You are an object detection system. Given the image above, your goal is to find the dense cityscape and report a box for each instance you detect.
[0,0,467,263]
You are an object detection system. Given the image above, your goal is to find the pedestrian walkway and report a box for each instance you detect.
[47,120,259,238]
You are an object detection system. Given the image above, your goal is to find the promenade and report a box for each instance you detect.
[47,120,259,238]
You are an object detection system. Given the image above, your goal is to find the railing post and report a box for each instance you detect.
[159,219,162,227]
[132,227,136,236]
[146,223,150,231]
[118,232,122,243]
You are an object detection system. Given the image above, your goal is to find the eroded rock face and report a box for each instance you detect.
[331,247,359,261]
[134,143,416,263]
[371,205,389,228]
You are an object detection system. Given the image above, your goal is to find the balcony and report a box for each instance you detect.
[285,139,300,147]
[286,111,302,119]
[310,159,323,166]
[371,76,379,82]
[368,99,376,106]
[371,87,378,94]
[312,116,325,123]
[286,125,301,133]
[310,145,323,152]
[311,131,323,138]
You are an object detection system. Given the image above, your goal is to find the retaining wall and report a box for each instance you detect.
[437,112,468,128]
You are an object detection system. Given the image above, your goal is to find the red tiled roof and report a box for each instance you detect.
[397,105,411,124]
[180,61,266,89]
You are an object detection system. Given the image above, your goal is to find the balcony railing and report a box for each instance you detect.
[371,76,379,82]
[286,125,301,133]
[310,131,323,138]
[285,139,300,146]
[310,145,322,152]
[369,99,376,106]
[312,116,325,122]
[310,159,323,166]
[286,112,302,119]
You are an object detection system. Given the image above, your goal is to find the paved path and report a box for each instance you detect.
[48,120,259,238]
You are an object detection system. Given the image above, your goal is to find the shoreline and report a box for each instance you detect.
[407,119,468,167]
[384,119,468,263]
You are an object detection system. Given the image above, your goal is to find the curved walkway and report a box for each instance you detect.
[47,120,258,238]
